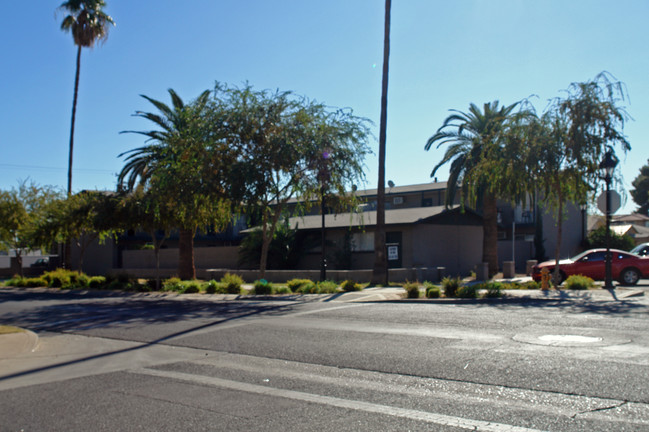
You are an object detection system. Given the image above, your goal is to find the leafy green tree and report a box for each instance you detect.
[630,160,649,215]
[425,101,521,276]
[116,189,172,290]
[215,83,371,279]
[586,226,634,251]
[238,219,302,270]
[0,183,63,276]
[59,0,115,195]
[533,73,631,284]
[33,191,119,271]
[118,89,233,280]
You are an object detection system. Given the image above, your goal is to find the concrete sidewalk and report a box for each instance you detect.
[0,327,39,359]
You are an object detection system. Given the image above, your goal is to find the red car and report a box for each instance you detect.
[531,248,649,286]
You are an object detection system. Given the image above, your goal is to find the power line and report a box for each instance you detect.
[0,163,115,174]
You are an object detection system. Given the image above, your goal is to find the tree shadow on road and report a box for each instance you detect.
[471,294,648,317]
[0,291,304,383]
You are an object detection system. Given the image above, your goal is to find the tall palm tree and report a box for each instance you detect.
[371,0,391,286]
[118,89,212,280]
[425,101,518,277]
[60,0,115,196]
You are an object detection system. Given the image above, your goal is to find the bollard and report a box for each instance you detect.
[526,260,538,276]
[503,261,515,278]
[475,262,489,281]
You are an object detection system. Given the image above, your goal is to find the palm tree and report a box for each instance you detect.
[371,0,391,286]
[425,101,518,277]
[118,89,212,280]
[60,0,115,196]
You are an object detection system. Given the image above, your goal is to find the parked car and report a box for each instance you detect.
[631,243,649,257]
[30,257,49,268]
[531,248,649,286]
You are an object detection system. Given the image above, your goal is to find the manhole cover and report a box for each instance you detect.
[513,331,630,347]
[538,335,602,344]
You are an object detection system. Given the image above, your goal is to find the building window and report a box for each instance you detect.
[351,232,374,252]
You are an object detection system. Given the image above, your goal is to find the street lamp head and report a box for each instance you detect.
[598,146,619,182]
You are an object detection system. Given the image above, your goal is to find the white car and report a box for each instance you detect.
[631,243,649,257]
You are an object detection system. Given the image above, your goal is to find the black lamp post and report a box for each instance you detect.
[599,146,619,290]
[319,150,331,282]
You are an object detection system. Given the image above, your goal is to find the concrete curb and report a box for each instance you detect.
[0,328,39,359]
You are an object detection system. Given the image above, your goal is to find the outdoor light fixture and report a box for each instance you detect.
[598,146,619,290]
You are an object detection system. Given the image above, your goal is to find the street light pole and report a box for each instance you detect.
[599,146,618,290]
[604,175,613,289]
[320,182,327,282]
[319,150,331,282]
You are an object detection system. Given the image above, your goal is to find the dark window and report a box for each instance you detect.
[581,252,606,262]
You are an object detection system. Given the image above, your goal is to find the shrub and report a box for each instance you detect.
[145,278,161,291]
[253,279,273,295]
[42,269,89,289]
[502,280,538,290]
[441,276,462,298]
[403,281,420,299]
[317,280,339,293]
[205,280,226,294]
[23,277,46,288]
[295,281,319,294]
[274,286,292,295]
[181,281,201,294]
[221,273,244,294]
[115,272,132,284]
[163,277,183,292]
[341,279,362,292]
[521,280,540,290]
[5,275,25,287]
[287,279,314,292]
[88,276,107,289]
[482,282,503,298]
[135,282,152,292]
[76,274,89,288]
[456,284,479,299]
[564,274,595,290]
[425,284,441,298]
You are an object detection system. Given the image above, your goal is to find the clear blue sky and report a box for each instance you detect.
[1,1,647,213]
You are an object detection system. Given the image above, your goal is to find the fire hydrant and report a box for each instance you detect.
[540,267,551,290]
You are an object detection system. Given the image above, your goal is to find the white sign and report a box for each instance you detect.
[597,190,621,214]
[387,245,399,261]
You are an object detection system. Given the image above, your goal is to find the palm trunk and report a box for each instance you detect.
[64,45,82,270]
[16,252,24,279]
[371,0,391,286]
[482,191,499,277]
[68,45,81,196]
[178,228,195,280]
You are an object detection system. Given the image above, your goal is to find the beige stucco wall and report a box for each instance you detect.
[122,246,239,270]
[410,224,483,276]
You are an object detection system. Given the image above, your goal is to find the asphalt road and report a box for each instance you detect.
[0,288,648,431]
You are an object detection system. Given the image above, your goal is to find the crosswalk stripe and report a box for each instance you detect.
[133,367,546,432]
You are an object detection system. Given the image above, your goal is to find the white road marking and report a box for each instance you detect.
[133,367,546,432]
